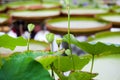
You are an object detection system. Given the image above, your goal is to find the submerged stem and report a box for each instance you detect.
[90,54,95,73]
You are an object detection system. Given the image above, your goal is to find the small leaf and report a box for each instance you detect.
[27,23,35,32]
[0,34,27,50]
[46,33,54,43]
[68,71,98,80]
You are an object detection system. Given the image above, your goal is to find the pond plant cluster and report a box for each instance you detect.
[0,0,120,80]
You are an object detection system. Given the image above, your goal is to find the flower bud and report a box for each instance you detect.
[46,33,54,43]
[27,23,35,32]
[56,38,62,47]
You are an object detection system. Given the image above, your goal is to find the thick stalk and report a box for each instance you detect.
[27,32,31,51]
[90,54,95,73]
[67,0,75,70]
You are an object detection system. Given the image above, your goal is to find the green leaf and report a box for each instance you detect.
[68,71,98,80]
[63,34,120,55]
[36,55,57,69]
[0,52,53,80]
[46,33,54,43]
[54,55,90,72]
[0,34,27,50]
[27,23,35,32]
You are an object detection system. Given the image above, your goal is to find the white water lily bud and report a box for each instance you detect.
[46,33,54,43]
[27,23,35,32]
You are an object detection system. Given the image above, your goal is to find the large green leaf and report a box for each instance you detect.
[0,52,53,80]
[0,34,27,50]
[63,34,120,55]
[54,55,90,72]
[68,71,98,80]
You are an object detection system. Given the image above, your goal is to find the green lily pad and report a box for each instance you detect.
[46,17,111,34]
[10,10,60,20]
[62,8,108,16]
[6,1,41,9]
[96,13,120,26]
[111,6,120,13]
[82,54,120,80]
[0,14,9,25]
[0,5,6,12]
[88,31,120,44]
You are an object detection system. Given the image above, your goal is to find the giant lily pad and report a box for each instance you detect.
[96,13,120,27]
[62,8,109,16]
[0,5,6,12]
[46,17,111,34]
[82,54,120,80]
[0,14,10,25]
[88,31,120,44]
[111,6,120,13]
[10,10,60,21]
[6,1,42,10]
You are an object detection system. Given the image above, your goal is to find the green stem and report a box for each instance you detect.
[57,45,60,70]
[50,43,55,80]
[67,3,71,51]
[67,0,75,71]
[27,32,31,51]
[90,54,95,73]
